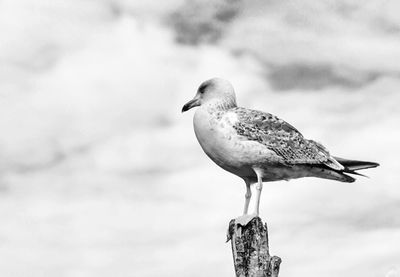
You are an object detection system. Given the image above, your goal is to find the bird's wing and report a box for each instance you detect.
[232,107,344,170]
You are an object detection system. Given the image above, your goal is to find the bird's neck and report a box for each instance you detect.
[204,98,237,113]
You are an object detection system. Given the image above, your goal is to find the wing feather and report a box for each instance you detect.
[232,107,343,170]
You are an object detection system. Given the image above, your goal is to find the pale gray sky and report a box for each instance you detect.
[0,1,399,276]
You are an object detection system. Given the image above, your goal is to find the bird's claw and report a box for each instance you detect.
[234,213,258,227]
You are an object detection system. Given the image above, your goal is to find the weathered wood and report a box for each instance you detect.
[227,217,281,277]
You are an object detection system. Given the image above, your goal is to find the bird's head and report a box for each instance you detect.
[181,78,237,113]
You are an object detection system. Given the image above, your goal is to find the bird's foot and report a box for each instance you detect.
[234,213,259,227]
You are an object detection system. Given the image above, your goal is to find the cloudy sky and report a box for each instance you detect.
[0,0,400,276]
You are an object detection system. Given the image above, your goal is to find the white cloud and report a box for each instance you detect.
[0,1,399,277]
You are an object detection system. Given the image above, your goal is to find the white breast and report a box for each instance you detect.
[194,107,283,181]
[193,107,269,173]
[223,111,239,125]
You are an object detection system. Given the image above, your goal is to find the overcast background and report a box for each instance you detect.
[1,0,400,276]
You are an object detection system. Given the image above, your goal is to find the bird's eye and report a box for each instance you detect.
[198,83,208,94]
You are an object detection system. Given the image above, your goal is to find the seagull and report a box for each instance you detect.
[182,78,379,218]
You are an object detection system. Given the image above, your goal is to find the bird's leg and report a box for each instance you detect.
[234,172,263,226]
[254,169,263,216]
[243,180,252,215]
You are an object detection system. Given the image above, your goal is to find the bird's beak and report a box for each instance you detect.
[182,97,200,113]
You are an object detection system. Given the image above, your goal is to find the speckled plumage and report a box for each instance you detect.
[231,107,344,171]
[182,78,379,216]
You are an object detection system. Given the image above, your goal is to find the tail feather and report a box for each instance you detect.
[342,169,368,178]
[334,157,380,171]
[312,157,379,183]
[309,166,356,183]
[334,156,379,180]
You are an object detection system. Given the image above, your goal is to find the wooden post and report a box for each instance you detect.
[227,217,281,277]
